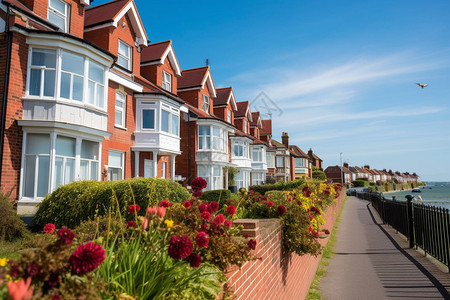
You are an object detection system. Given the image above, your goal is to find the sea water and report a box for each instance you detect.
[384,185,450,210]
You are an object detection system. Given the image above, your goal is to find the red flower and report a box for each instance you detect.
[26,263,39,276]
[308,226,313,233]
[310,206,321,215]
[199,203,210,213]
[57,228,75,244]
[324,229,330,235]
[128,204,140,214]
[51,295,61,300]
[288,197,292,202]
[297,200,302,206]
[191,177,208,190]
[267,201,274,207]
[224,220,232,228]
[185,253,202,268]
[250,190,254,194]
[195,232,209,248]
[192,190,203,198]
[247,239,257,250]
[277,205,287,215]
[260,197,267,201]
[126,221,136,228]
[168,235,193,260]
[43,223,55,234]
[159,200,171,207]
[182,200,191,209]
[324,190,330,195]
[69,242,105,275]
[47,273,59,286]
[8,264,20,277]
[209,201,219,212]
[200,211,211,221]
[226,204,236,217]
[212,214,225,226]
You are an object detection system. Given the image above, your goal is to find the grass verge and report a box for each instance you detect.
[306,195,348,300]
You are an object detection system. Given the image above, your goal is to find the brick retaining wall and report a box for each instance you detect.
[227,191,345,299]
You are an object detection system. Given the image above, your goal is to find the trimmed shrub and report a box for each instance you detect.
[33,177,190,229]
[200,189,232,204]
[312,169,327,181]
[352,180,369,187]
[0,192,29,241]
[249,178,306,195]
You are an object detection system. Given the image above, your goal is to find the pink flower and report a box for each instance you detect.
[7,277,33,300]
[57,228,75,244]
[159,200,171,207]
[277,205,287,215]
[183,200,191,209]
[43,223,55,234]
[146,206,157,217]
[200,211,211,221]
[212,214,225,227]
[168,235,193,260]
[141,218,148,231]
[209,201,219,212]
[126,221,136,228]
[310,206,321,215]
[226,204,236,217]
[250,190,254,194]
[199,203,210,213]
[128,204,140,214]
[185,253,202,268]
[267,201,274,207]
[195,232,209,248]
[224,220,232,228]
[26,263,39,277]
[247,239,257,250]
[69,242,105,275]
[157,206,166,219]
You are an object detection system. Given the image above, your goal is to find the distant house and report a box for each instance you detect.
[324,165,351,184]
[288,144,312,180]
[260,119,277,182]
[271,139,291,182]
[308,149,323,170]
[250,112,268,185]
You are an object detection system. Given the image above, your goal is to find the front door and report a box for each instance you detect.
[144,159,153,178]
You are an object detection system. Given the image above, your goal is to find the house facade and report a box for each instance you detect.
[249,112,267,186]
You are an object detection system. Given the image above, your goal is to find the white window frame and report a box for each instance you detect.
[162,71,172,92]
[227,109,232,123]
[236,170,249,189]
[118,40,132,71]
[79,140,99,182]
[202,94,210,113]
[252,172,264,185]
[141,108,156,130]
[115,91,126,128]
[54,136,76,189]
[295,158,304,168]
[276,156,284,167]
[26,47,107,110]
[108,150,125,181]
[244,120,248,133]
[161,108,180,136]
[161,162,167,179]
[252,147,263,162]
[48,0,69,32]
[267,152,275,168]
[233,141,248,158]
[198,165,222,191]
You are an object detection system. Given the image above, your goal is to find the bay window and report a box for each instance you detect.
[198,165,222,190]
[54,136,76,188]
[115,92,126,127]
[252,147,263,162]
[252,172,264,185]
[80,140,99,181]
[142,109,155,129]
[233,141,248,158]
[162,71,172,91]
[161,109,179,135]
[108,150,124,181]
[267,152,275,168]
[48,0,69,32]
[27,48,107,110]
[276,156,284,167]
[23,134,50,198]
[236,171,249,189]
[295,158,304,168]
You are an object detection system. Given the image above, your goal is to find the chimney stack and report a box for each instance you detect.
[364,165,370,169]
[343,162,349,168]
[281,132,289,148]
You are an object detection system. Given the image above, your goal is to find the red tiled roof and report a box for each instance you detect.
[3,0,58,29]
[235,101,249,118]
[233,128,254,140]
[289,145,309,159]
[250,112,261,126]
[85,0,129,28]
[214,87,232,106]
[133,75,184,105]
[178,67,209,89]
[140,40,171,63]
[260,119,272,135]
[271,139,287,149]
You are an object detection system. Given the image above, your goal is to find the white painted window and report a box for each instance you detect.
[236,170,249,189]
[115,92,126,127]
[118,40,131,70]
[28,48,106,109]
[198,165,222,191]
[252,172,264,185]
[267,152,275,168]
[227,109,232,123]
[23,134,50,198]
[233,141,248,158]
[198,165,210,189]
[162,71,172,92]
[54,136,76,188]
[48,0,69,32]
[161,110,179,136]
[202,94,210,112]
[142,109,155,129]
[108,150,124,181]
[80,140,99,181]
[295,158,304,168]
[144,159,153,178]
[161,162,167,179]
[244,120,248,133]
[212,127,220,150]
[198,126,211,150]
[212,166,221,189]
[276,156,284,167]
[252,147,262,162]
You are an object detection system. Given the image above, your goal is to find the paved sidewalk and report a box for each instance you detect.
[320,196,450,300]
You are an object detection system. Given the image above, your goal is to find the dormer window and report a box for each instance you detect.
[227,109,232,123]
[202,95,210,113]
[48,0,69,32]
[118,40,132,70]
[162,71,172,92]
[244,120,248,133]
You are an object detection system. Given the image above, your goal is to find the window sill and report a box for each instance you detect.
[114,125,127,131]
[22,96,108,115]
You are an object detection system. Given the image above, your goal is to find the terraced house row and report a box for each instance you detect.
[0,0,322,214]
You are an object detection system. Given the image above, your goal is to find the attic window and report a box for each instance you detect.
[48,0,69,32]
[162,71,172,92]
[118,40,132,70]
[227,109,232,123]
[202,94,210,113]
[244,120,248,133]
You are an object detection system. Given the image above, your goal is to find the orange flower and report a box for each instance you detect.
[7,277,33,300]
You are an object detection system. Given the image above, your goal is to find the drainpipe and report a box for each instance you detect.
[0,5,12,186]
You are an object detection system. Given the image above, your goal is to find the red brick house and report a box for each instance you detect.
[308,148,323,170]
[260,119,276,182]
[249,112,268,185]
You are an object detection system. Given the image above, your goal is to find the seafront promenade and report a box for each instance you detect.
[319,196,450,300]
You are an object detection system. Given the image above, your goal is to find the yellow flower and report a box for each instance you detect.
[5,275,11,281]
[164,219,174,228]
[0,258,8,267]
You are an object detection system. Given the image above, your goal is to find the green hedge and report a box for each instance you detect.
[352,180,369,187]
[200,189,232,203]
[33,177,190,229]
[249,178,306,195]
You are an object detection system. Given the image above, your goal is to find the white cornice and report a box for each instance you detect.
[113,1,148,46]
[108,71,143,92]
[201,70,216,97]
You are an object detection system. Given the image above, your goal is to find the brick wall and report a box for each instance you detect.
[226,190,345,299]
[176,115,197,185]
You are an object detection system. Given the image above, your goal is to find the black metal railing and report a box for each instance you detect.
[350,191,450,272]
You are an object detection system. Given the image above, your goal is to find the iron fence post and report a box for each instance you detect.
[406,198,415,248]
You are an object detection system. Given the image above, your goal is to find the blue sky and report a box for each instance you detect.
[96,0,450,181]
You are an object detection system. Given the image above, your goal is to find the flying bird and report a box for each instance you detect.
[416,83,428,89]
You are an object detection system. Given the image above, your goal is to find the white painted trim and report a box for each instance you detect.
[80,0,90,6]
[83,22,114,33]
[228,90,238,111]
[161,45,181,76]
[108,71,143,92]
[113,1,148,46]
[201,70,216,97]
[0,17,5,33]
[18,120,111,138]
[177,86,202,92]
